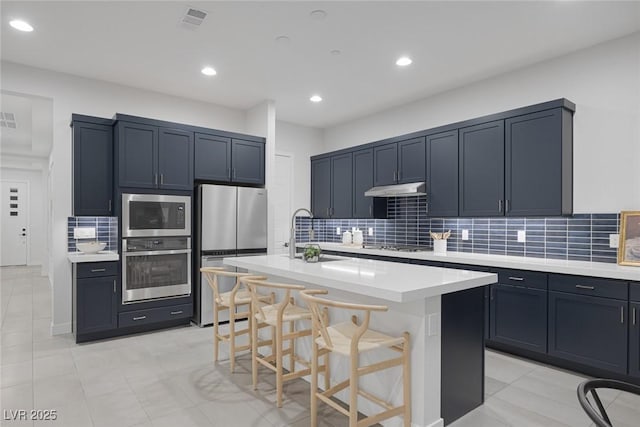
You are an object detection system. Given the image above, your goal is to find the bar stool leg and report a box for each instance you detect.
[403,332,411,427]
[349,352,359,427]
[251,309,259,390]
[229,302,236,373]
[322,307,330,391]
[310,339,319,427]
[213,302,220,362]
[276,317,284,408]
[289,319,295,373]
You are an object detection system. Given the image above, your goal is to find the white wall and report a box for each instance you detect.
[274,120,324,211]
[0,164,47,271]
[323,33,640,213]
[1,61,249,335]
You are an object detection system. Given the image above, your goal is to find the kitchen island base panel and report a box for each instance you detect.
[243,272,445,427]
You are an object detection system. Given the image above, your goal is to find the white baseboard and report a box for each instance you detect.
[423,418,444,427]
[51,321,71,335]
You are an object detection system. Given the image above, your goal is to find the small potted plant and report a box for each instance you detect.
[303,244,321,263]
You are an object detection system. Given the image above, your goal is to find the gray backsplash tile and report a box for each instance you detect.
[296,201,620,263]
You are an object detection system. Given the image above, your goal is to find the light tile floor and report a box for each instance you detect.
[2,266,640,427]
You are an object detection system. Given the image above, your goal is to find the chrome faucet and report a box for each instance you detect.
[289,208,314,259]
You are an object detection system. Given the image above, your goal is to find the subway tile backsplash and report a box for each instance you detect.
[67,216,118,252]
[296,196,619,263]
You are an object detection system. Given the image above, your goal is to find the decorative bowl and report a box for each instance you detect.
[77,241,107,254]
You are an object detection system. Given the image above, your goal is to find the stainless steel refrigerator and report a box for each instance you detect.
[194,184,267,326]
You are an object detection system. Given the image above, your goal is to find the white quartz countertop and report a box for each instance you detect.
[224,254,496,303]
[67,251,119,263]
[297,242,640,281]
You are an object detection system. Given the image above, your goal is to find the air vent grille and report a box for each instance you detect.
[0,112,17,128]
[180,7,207,29]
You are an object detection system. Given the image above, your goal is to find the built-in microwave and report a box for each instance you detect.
[122,193,191,238]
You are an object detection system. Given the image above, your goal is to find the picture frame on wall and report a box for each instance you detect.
[618,211,640,266]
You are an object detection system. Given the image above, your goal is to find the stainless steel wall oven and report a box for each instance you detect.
[122,237,191,303]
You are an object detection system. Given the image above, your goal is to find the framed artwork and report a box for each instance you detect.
[618,211,640,266]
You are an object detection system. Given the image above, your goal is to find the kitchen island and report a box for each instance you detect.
[224,254,497,427]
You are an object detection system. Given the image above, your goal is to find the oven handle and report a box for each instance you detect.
[123,249,192,257]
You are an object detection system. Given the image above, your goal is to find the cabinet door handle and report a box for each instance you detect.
[154,174,158,185]
[160,174,164,185]
[233,168,236,179]
[108,199,112,212]
[498,200,503,213]
[227,168,231,179]
[621,306,625,324]
[490,287,494,300]
[398,170,401,181]
[575,285,595,290]
[113,280,116,293]
[369,205,372,216]
[170,310,183,316]
[633,307,637,326]
[91,268,106,272]
[506,199,510,213]
[508,276,524,281]
[133,316,147,321]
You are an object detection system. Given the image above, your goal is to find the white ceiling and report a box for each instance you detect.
[1,1,639,128]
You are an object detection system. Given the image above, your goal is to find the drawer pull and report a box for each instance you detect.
[133,316,147,321]
[91,268,106,272]
[508,276,524,281]
[170,311,183,316]
[575,285,595,290]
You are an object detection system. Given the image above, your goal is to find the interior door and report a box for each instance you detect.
[1,181,28,266]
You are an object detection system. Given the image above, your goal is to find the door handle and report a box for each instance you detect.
[133,316,147,321]
[160,174,164,185]
[369,205,372,216]
[398,170,401,181]
[633,307,637,326]
[505,199,510,213]
[170,310,183,316]
[575,285,595,290]
[113,280,116,294]
[154,174,158,185]
[498,200,503,213]
[91,268,106,272]
[508,277,524,281]
[108,199,112,212]
[490,287,494,300]
[227,168,231,179]
[233,168,236,179]
[621,306,625,324]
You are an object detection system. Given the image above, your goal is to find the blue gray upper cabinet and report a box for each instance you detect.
[158,128,194,191]
[373,143,398,186]
[231,139,264,185]
[194,133,231,181]
[117,121,158,189]
[311,157,332,218]
[459,120,505,217]
[397,137,426,183]
[331,153,353,218]
[72,118,113,216]
[427,130,458,217]
[117,121,193,190]
[505,108,572,216]
[353,148,374,218]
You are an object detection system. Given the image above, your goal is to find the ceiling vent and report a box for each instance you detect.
[180,7,208,29]
[0,112,17,129]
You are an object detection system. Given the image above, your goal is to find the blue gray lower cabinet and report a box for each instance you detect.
[73,262,119,343]
[548,291,628,374]
[119,304,193,328]
[629,302,640,379]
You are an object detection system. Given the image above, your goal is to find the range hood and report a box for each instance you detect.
[364,182,426,197]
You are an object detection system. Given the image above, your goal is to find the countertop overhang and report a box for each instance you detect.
[67,251,119,263]
[297,242,640,282]
[224,254,496,303]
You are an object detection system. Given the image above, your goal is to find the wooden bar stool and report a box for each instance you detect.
[242,278,330,408]
[200,267,271,372]
[300,289,411,427]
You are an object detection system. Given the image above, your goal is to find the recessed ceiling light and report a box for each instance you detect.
[275,35,290,45]
[396,56,412,67]
[9,19,33,32]
[310,95,322,103]
[330,49,341,56]
[201,66,217,76]
[310,10,327,20]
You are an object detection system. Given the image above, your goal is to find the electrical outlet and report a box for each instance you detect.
[461,229,469,240]
[336,227,341,235]
[610,234,620,248]
[517,230,526,243]
[368,227,374,236]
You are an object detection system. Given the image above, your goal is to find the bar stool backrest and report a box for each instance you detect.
[299,289,388,353]
[200,267,266,304]
[241,278,305,322]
